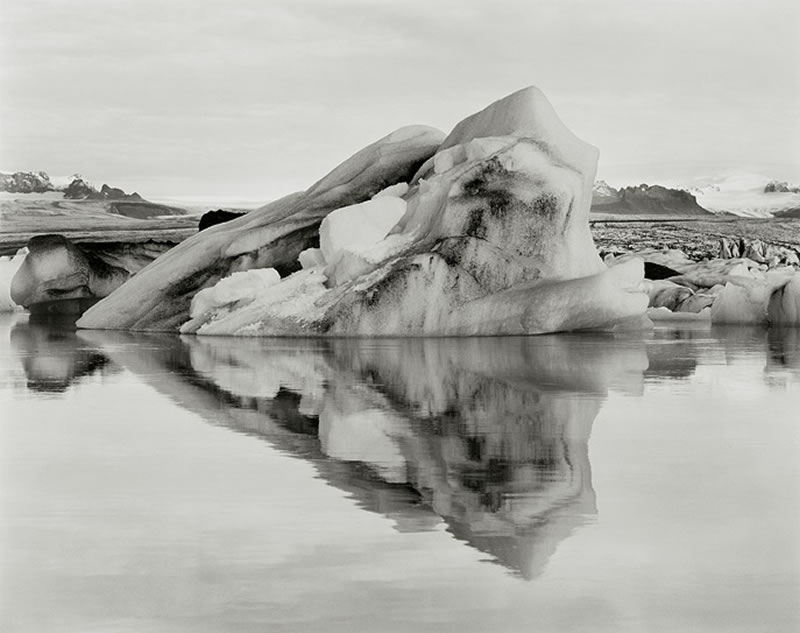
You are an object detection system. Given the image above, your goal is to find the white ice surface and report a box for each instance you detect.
[298,248,325,270]
[325,230,418,287]
[182,268,330,335]
[372,182,409,199]
[319,196,407,264]
[0,249,27,312]
[436,86,599,196]
[189,268,280,320]
[431,137,515,176]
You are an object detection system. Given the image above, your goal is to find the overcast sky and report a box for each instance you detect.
[1,0,798,201]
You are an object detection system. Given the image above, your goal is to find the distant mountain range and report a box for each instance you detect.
[0,171,185,218]
[591,182,711,216]
[4,170,799,220]
[592,174,800,218]
[1,170,144,200]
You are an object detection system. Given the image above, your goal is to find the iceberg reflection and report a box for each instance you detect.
[9,320,114,393]
[71,330,647,579]
[21,323,796,578]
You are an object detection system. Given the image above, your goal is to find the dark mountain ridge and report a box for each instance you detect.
[2,171,184,218]
[591,180,712,216]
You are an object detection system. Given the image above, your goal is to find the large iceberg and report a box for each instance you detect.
[80,87,649,336]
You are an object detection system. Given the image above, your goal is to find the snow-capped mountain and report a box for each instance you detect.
[686,172,800,217]
[593,173,800,218]
[0,171,53,194]
[1,170,186,218]
[591,180,620,204]
[1,171,141,201]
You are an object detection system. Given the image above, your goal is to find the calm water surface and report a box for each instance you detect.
[1,314,798,632]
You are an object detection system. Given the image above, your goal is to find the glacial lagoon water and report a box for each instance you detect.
[0,313,798,632]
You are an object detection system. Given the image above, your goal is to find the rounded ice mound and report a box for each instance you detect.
[180,86,650,337]
[190,268,281,320]
[11,235,129,310]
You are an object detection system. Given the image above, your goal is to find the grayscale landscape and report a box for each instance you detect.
[1,1,798,632]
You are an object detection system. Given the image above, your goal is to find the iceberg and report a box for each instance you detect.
[711,266,797,325]
[82,87,650,336]
[11,235,130,311]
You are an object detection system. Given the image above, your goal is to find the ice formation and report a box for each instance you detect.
[608,249,800,326]
[81,86,655,336]
[298,248,324,270]
[710,265,796,325]
[74,85,800,334]
[175,87,649,336]
[11,235,130,310]
[189,268,280,321]
[319,197,406,262]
